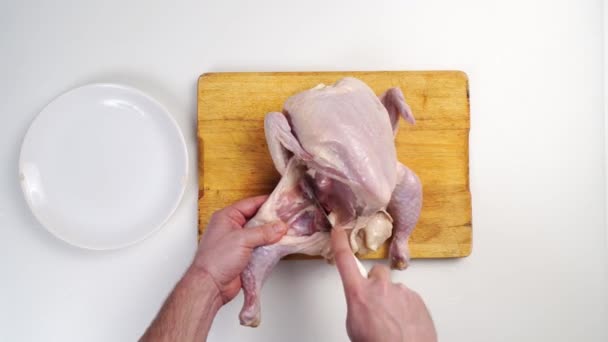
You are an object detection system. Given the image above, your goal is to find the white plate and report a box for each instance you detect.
[19,84,188,250]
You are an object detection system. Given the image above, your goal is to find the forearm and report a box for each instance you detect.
[140,267,222,342]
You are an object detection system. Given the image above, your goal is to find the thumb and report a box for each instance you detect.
[241,221,288,248]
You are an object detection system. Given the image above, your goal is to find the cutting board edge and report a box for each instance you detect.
[198,70,469,84]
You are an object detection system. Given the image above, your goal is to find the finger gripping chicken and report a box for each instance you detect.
[239,77,422,327]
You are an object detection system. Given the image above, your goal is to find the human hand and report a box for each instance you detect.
[191,195,287,304]
[331,227,437,342]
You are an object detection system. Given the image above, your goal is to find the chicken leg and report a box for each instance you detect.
[239,159,331,327]
[387,163,422,269]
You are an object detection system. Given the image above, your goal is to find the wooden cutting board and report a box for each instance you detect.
[198,71,471,259]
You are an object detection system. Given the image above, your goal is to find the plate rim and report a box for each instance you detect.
[18,82,189,250]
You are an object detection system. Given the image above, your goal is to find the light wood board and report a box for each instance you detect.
[198,71,471,259]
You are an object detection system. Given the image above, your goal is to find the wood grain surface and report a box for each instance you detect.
[198,71,471,259]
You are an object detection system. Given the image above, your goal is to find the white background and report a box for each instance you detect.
[1,0,607,341]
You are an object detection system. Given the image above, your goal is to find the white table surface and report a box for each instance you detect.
[1,0,607,341]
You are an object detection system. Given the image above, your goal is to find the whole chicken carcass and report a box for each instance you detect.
[239,77,422,327]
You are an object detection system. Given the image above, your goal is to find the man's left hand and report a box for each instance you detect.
[191,195,287,304]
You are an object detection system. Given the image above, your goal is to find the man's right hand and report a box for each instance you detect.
[331,227,438,342]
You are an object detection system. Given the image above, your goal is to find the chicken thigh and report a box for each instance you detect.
[239,77,422,327]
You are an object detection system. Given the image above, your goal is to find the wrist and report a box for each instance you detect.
[183,265,223,312]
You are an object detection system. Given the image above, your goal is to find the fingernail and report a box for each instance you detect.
[273,222,286,233]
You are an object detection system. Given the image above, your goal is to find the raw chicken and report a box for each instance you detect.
[239,77,422,327]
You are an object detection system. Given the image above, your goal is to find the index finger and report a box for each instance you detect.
[331,227,364,294]
[230,195,269,219]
